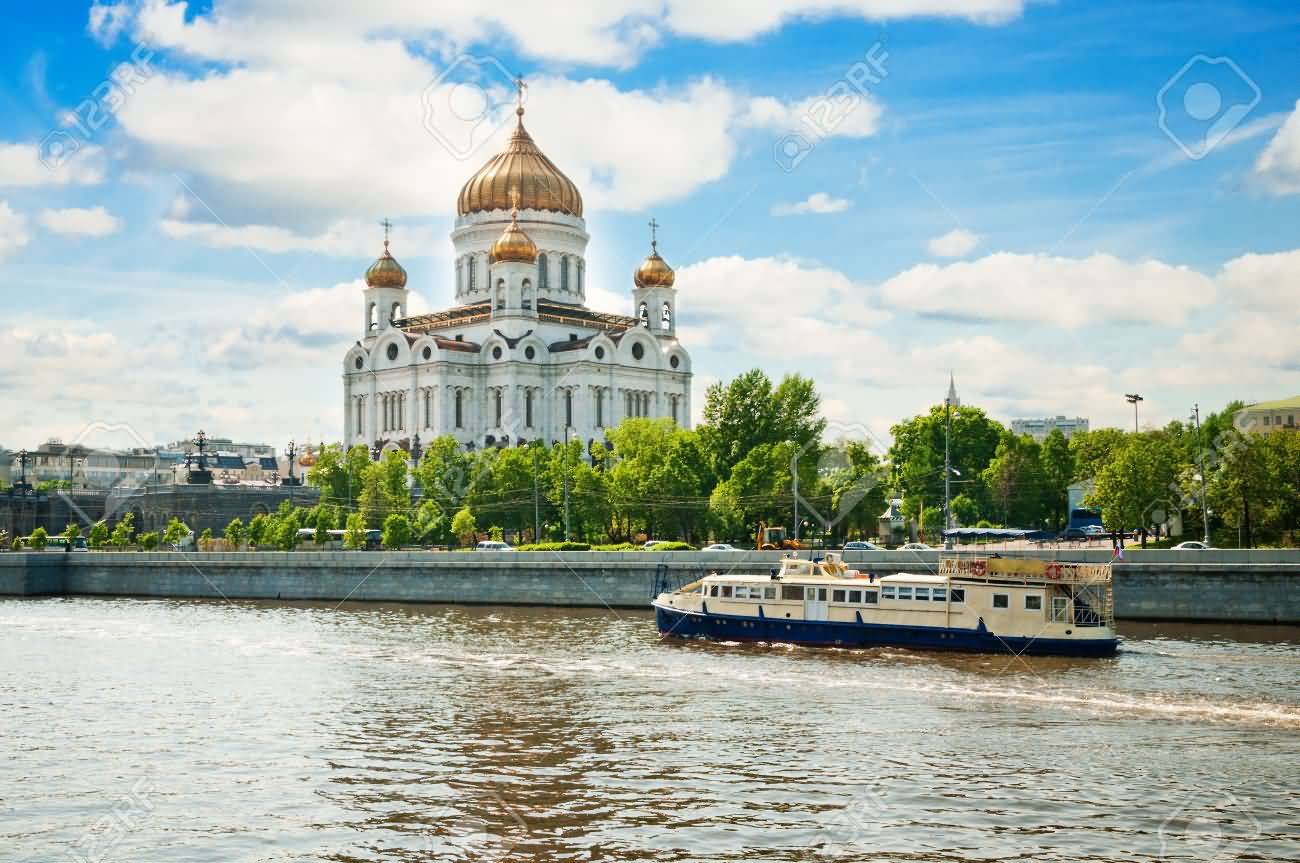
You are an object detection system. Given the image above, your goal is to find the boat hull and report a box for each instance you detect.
[653,603,1118,657]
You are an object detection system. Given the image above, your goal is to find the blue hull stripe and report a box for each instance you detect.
[653,603,1118,657]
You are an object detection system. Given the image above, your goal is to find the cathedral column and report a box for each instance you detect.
[409,369,420,437]
[367,377,379,443]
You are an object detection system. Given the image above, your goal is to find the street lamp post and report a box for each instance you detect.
[562,427,571,542]
[1124,394,1144,433]
[1193,403,1211,545]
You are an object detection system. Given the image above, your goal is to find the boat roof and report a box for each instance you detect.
[878,573,948,584]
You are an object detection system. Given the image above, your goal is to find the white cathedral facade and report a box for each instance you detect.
[342,103,692,455]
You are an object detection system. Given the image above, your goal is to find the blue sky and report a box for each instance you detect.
[2,0,1298,454]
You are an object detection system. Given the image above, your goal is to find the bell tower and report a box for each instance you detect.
[362,218,408,340]
[632,218,677,337]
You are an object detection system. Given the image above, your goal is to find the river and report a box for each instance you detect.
[2,597,1297,862]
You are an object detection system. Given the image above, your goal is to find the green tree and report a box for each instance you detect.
[138,532,160,551]
[314,505,334,545]
[890,404,1004,523]
[451,506,477,547]
[1069,427,1128,483]
[61,522,81,544]
[382,513,413,549]
[110,513,136,548]
[949,493,979,527]
[981,433,1047,527]
[699,369,824,480]
[88,521,109,549]
[274,509,301,551]
[1090,434,1181,534]
[307,444,372,509]
[1040,429,1075,531]
[359,450,410,527]
[247,513,270,546]
[199,527,214,549]
[488,525,504,542]
[411,499,444,545]
[343,512,367,549]
[162,517,190,548]
[413,435,477,516]
[29,527,48,551]
[224,517,248,548]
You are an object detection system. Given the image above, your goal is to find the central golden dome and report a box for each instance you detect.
[457,108,583,217]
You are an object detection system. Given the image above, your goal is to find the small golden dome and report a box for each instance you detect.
[458,108,583,217]
[365,240,407,289]
[490,197,539,264]
[635,244,675,289]
[298,447,317,467]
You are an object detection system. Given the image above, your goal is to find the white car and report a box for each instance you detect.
[1171,540,1211,550]
[1082,524,1107,535]
[475,540,516,552]
[701,543,739,551]
[899,542,932,550]
[842,541,882,550]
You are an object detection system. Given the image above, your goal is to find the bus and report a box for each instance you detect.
[294,528,382,549]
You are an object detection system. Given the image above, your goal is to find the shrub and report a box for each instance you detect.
[488,526,504,542]
[382,513,413,550]
[11,539,19,552]
[62,523,82,543]
[343,513,367,550]
[451,507,477,548]
[516,541,591,552]
[110,513,136,548]
[88,521,109,549]
[640,541,694,551]
[138,532,160,551]
[591,542,639,551]
[29,527,48,551]
[224,517,247,549]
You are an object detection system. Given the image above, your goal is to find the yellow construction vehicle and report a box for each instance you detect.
[756,522,802,551]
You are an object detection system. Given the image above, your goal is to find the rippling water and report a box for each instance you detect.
[2,597,1297,862]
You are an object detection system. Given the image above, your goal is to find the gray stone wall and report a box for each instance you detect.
[2,548,1297,623]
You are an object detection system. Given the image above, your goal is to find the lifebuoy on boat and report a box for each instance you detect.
[969,560,987,577]
[1045,563,1063,580]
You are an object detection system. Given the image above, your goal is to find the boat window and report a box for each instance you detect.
[832,589,846,603]
[806,587,828,601]
[709,585,719,597]
[932,588,946,602]
[992,593,1009,609]
[914,587,930,601]
[781,584,803,601]
[721,585,733,598]
[863,590,878,604]
[882,586,896,599]
[1025,595,1042,611]
[950,588,965,604]
[896,587,913,600]
[764,587,777,600]
[848,590,862,603]
[1052,596,1069,622]
[734,586,749,599]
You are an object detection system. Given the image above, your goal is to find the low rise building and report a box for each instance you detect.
[1235,397,1300,434]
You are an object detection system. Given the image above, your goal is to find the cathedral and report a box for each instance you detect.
[342,101,692,455]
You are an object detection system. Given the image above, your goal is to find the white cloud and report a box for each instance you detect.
[1253,100,1300,196]
[878,251,1216,328]
[88,1,133,46]
[39,206,122,237]
[771,192,850,216]
[0,141,106,187]
[160,218,437,257]
[927,227,979,258]
[663,0,1023,42]
[0,202,31,260]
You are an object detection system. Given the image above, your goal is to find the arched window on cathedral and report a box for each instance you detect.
[669,394,679,424]
[595,389,603,428]
[468,256,477,291]
[455,390,464,429]
[494,389,502,427]
[661,302,671,328]
[391,301,402,323]
[525,389,534,429]
[577,259,584,294]
[638,302,649,328]
[495,279,506,310]
[368,302,377,331]
[522,278,532,310]
[564,389,573,427]
[456,258,462,292]
[560,256,569,291]
[537,253,548,289]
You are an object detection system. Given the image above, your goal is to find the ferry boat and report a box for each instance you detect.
[652,554,1118,657]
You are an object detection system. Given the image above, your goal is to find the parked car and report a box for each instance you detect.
[899,542,932,550]
[701,543,740,551]
[643,540,666,549]
[842,540,881,550]
[475,540,516,552]
[1083,524,1106,535]
[1171,540,1211,550]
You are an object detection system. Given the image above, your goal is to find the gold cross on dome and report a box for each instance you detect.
[648,217,659,250]
[379,217,393,249]
[514,76,527,111]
